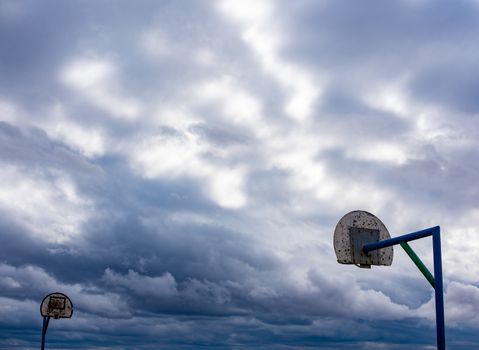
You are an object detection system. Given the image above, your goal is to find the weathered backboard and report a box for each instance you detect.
[334,210,393,268]
[40,293,73,319]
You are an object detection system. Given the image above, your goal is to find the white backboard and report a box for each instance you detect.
[334,210,393,267]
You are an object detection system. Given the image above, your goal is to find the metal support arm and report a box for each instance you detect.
[363,226,445,350]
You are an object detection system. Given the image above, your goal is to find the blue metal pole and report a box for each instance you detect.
[363,226,438,254]
[433,227,446,350]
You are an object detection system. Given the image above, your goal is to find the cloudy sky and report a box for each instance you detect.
[1,0,479,348]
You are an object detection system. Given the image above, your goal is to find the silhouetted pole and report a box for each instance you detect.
[41,316,50,350]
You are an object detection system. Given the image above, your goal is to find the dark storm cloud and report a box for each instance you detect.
[0,122,100,176]
[189,123,254,147]
[412,63,479,114]
[317,88,412,139]
[0,215,47,273]
[284,0,479,70]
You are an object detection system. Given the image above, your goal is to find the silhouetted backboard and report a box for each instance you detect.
[40,293,73,319]
[334,210,393,268]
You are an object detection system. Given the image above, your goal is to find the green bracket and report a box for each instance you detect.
[400,242,435,289]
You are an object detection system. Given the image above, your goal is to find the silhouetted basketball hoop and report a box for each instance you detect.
[41,292,73,319]
[40,292,73,350]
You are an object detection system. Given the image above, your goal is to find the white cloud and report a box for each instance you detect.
[140,29,172,58]
[48,120,106,158]
[444,281,479,326]
[61,59,113,89]
[217,0,320,122]
[0,99,17,123]
[417,281,479,327]
[266,128,394,213]
[152,105,200,130]
[207,167,247,208]
[39,105,107,158]
[0,165,92,243]
[0,297,37,324]
[347,141,410,165]
[442,209,479,284]
[194,76,263,128]
[128,125,248,208]
[130,130,206,179]
[194,48,217,67]
[362,78,412,118]
[60,58,142,120]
